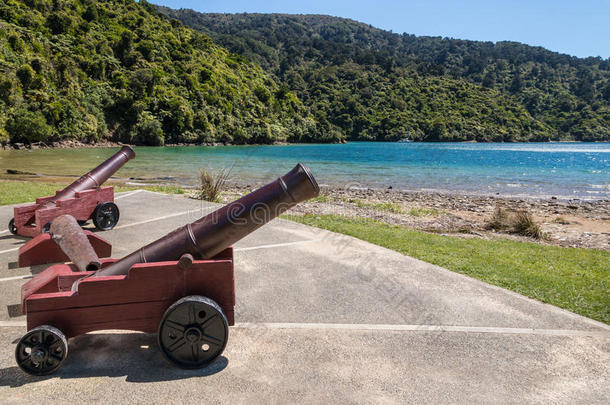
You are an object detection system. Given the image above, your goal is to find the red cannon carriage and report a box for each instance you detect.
[9,146,135,237]
[18,249,235,374]
[14,164,319,375]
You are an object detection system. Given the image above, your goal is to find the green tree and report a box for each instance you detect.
[6,109,53,142]
[131,111,164,146]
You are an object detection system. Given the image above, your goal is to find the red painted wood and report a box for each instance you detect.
[20,264,80,314]
[13,187,114,237]
[26,301,171,337]
[22,248,236,337]
[18,231,112,268]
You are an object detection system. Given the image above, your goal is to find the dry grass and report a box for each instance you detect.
[198,166,232,202]
[552,216,571,225]
[512,211,543,239]
[485,205,543,239]
[486,206,510,230]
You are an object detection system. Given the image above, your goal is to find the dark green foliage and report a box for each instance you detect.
[131,111,164,146]
[254,86,271,103]
[6,109,53,142]
[161,10,610,141]
[16,65,34,88]
[0,0,324,145]
[83,4,98,22]
[46,12,73,35]
[2,1,607,145]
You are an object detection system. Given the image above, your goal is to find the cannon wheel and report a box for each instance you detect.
[158,295,228,369]
[93,202,120,231]
[77,220,89,226]
[8,218,17,235]
[15,325,68,376]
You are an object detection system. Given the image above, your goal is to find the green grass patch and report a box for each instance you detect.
[119,184,186,195]
[346,198,404,214]
[345,198,442,216]
[408,206,443,217]
[0,180,67,205]
[290,214,609,324]
[0,180,185,206]
[310,194,329,203]
[369,201,404,213]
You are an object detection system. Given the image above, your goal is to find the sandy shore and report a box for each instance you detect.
[220,184,610,251]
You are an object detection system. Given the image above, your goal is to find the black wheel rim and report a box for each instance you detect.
[9,218,17,235]
[158,296,228,368]
[15,325,68,376]
[94,203,119,230]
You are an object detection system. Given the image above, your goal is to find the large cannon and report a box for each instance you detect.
[17,163,318,375]
[9,146,135,237]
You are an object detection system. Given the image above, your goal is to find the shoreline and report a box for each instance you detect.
[288,186,609,251]
[3,139,609,151]
[218,182,609,251]
[5,171,609,204]
[1,175,608,250]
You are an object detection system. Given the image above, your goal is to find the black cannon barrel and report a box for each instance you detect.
[93,163,319,277]
[44,146,135,206]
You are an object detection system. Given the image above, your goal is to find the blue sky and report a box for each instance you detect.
[153,0,608,59]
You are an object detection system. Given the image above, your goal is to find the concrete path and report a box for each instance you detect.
[0,191,608,404]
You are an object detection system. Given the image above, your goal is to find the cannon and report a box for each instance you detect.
[16,163,318,375]
[9,146,135,237]
[17,215,112,269]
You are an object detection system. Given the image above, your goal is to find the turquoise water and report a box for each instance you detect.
[1,142,608,199]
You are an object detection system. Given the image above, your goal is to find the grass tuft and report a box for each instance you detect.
[512,211,543,239]
[486,205,542,239]
[486,205,510,230]
[198,167,231,202]
[408,206,442,217]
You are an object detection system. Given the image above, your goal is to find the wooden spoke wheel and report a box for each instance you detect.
[93,202,120,231]
[158,295,228,369]
[15,325,68,376]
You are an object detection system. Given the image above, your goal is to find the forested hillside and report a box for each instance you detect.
[1,2,608,146]
[160,10,610,142]
[0,0,330,146]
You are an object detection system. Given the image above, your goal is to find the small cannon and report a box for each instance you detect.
[9,146,135,237]
[16,163,318,375]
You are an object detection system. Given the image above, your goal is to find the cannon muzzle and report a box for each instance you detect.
[91,163,319,278]
[44,146,135,207]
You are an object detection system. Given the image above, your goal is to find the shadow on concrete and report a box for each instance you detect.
[5,303,22,318]
[7,262,51,275]
[0,332,228,386]
[0,234,27,244]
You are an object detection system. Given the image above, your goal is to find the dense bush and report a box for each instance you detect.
[2,1,607,145]
[0,0,326,146]
[6,109,53,143]
[162,10,610,141]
